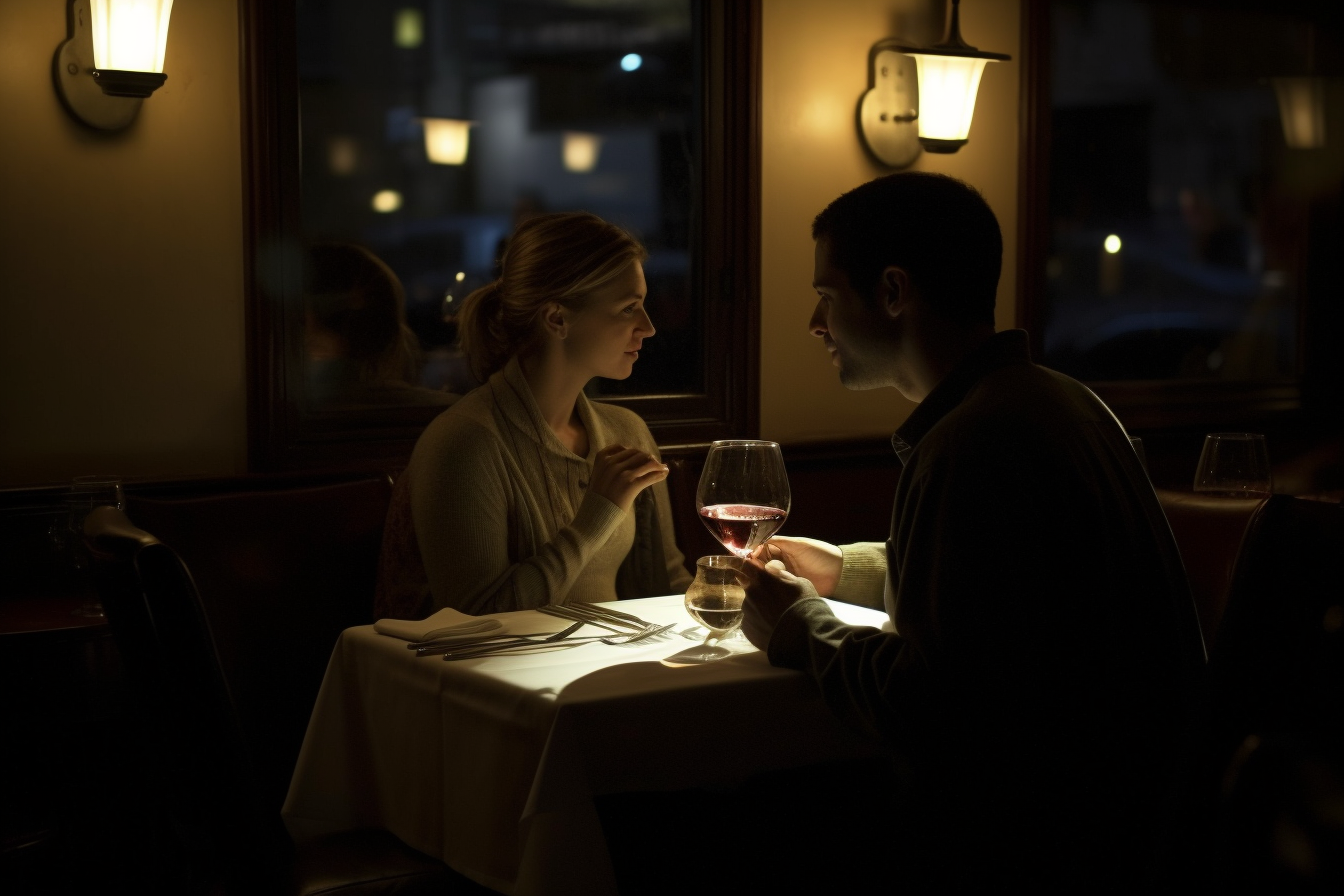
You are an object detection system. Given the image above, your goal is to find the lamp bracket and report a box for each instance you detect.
[857,47,921,169]
[53,0,158,130]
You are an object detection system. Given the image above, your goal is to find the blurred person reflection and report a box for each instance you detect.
[303,242,458,410]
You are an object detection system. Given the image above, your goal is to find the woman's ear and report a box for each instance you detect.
[542,302,568,338]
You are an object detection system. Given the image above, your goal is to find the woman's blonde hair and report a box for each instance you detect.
[457,212,648,382]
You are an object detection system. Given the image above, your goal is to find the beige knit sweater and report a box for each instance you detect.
[378,356,691,616]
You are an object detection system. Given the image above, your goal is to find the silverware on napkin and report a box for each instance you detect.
[540,603,659,632]
[420,621,584,658]
[438,622,679,660]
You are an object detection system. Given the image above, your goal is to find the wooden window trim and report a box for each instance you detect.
[1015,0,1309,431]
[239,0,761,473]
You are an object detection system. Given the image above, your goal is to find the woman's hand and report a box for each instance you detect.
[750,536,843,596]
[588,444,669,512]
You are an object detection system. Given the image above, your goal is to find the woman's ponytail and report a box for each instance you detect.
[457,280,510,383]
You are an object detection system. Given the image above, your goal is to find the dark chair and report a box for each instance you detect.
[84,499,492,895]
[121,478,394,809]
[1155,488,1268,652]
[1156,495,1344,891]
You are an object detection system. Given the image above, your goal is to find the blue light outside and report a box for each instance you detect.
[620,53,642,72]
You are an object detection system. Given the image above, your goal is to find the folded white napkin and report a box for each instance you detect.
[374,607,504,642]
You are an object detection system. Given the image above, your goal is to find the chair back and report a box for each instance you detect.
[1155,488,1268,651]
[122,476,393,813]
[84,506,291,884]
[1157,495,1344,889]
[1207,495,1344,742]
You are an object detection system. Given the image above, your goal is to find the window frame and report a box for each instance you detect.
[1015,0,1334,432]
[240,0,761,472]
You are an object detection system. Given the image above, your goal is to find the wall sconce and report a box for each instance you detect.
[563,132,603,173]
[420,118,474,165]
[1273,78,1327,149]
[859,0,1009,166]
[54,0,174,131]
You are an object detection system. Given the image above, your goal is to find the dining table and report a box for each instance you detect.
[282,593,890,895]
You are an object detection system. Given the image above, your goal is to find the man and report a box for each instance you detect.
[739,173,1205,890]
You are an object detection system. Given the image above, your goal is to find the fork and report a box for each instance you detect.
[438,621,679,659]
[549,603,656,631]
[427,622,583,659]
[538,605,636,633]
[600,622,677,646]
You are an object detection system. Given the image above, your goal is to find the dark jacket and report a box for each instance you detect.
[770,330,1204,890]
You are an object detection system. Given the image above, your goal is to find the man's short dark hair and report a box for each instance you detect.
[812,172,1002,327]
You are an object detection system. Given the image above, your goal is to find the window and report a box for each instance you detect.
[241,0,760,471]
[1019,0,1344,430]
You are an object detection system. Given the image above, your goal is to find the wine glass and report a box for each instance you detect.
[696,440,791,559]
[1193,433,1271,498]
[679,555,746,662]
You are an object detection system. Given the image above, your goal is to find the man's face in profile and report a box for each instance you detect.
[809,238,893,391]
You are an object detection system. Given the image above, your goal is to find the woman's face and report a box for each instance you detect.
[563,261,655,380]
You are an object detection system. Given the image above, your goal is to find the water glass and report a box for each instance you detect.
[680,555,746,661]
[1193,434,1271,498]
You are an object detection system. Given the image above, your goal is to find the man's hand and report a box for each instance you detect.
[750,536,843,596]
[738,557,821,650]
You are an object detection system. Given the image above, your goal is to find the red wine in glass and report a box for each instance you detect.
[696,440,791,559]
[698,504,788,558]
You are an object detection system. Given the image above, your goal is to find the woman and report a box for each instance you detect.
[375,212,692,618]
[303,242,457,409]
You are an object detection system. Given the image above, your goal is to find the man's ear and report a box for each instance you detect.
[542,302,567,338]
[879,266,913,319]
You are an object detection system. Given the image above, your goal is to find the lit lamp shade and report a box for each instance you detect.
[907,53,993,150]
[1273,78,1327,149]
[421,118,474,165]
[91,0,174,74]
[563,132,603,172]
[864,0,1010,159]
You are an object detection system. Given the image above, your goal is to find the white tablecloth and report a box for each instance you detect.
[282,595,888,895]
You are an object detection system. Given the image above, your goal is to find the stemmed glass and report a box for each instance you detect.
[686,440,790,651]
[1193,433,1271,498]
[695,440,791,559]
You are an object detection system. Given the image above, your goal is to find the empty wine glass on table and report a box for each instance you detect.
[1193,433,1271,499]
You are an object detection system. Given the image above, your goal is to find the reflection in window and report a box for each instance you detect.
[297,0,697,412]
[1042,0,1342,383]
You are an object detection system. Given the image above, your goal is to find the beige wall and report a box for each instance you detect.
[0,0,1023,488]
[0,0,245,488]
[759,0,1022,443]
